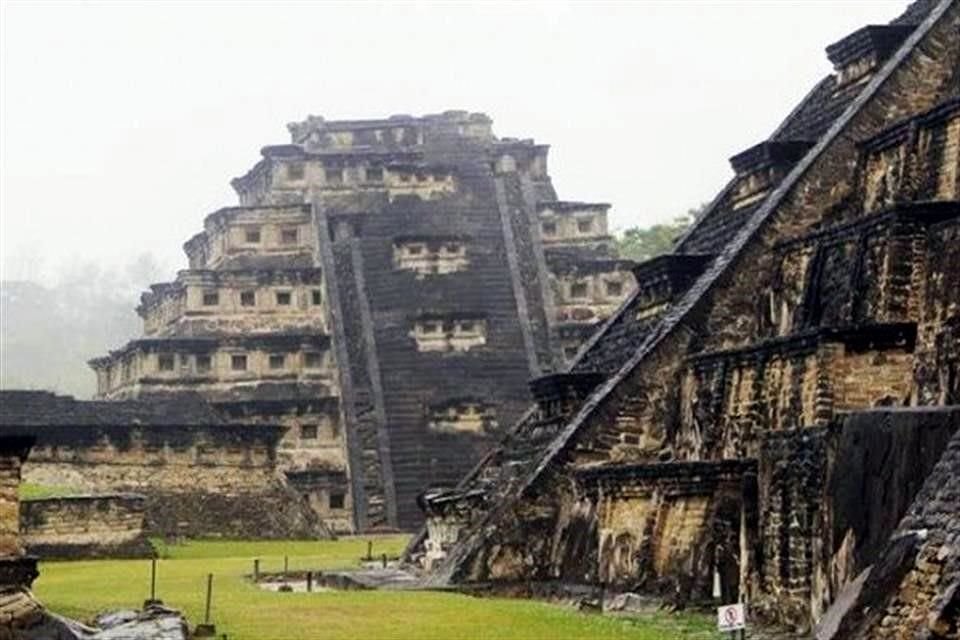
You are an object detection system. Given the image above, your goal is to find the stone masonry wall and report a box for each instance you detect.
[0,437,39,593]
[754,408,960,631]
[562,2,960,480]
[823,423,960,639]
[0,456,21,558]
[23,424,326,539]
[20,494,152,559]
[435,2,960,630]
[582,462,749,605]
[916,219,960,405]
[755,428,832,627]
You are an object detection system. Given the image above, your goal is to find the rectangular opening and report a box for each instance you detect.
[196,355,212,373]
[329,493,345,509]
[300,424,318,440]
[311,290,323,306]
[281,228,299,245]
[325,168,344,185]
[429,401,497,434]
[542,221,557,236]
[414,317,486,352]
[286,162,305,180]
[570,282,589,299]
[276,291,292,306]
[394,239,469,276]
[366,166,383,182]
[606,280,623,296]
[245,227,261,243]
[202,291,219,306]
[577,218,593,234]
[304,352,323,369]
[269,354,285,370]
[158,354,175,371]
[240,290,256,307]
[231,354,247,371]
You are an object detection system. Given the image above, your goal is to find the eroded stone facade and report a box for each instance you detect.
[90,110,631,533]
[1,391,325,540]
[20,494,152,559]
[415,1,960,635]
[539,201,637,361]
[0,437,36,592]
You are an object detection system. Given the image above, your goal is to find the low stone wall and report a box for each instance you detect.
[23,423,330,539]
[143,484,326,539]
[20,493,153,559]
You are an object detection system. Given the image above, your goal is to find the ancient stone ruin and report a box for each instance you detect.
[0,0,956,636]
[85,110,634,533]
[1,390,327,543]
[410,0,960,637]
[0,435,190,639]
[0,435,39,612]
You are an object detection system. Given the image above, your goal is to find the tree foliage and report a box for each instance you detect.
[615,203,708,262]
[0,253,167,398]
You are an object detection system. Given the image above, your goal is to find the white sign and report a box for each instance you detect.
[717,603,746,632]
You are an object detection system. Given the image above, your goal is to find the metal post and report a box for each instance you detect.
[284,555,289,575]
[144,557,162,607]
[150,558,157,601]
[253,558,260,582]
[204,574,213,624]
[381,552,387,568]
[306,571,313,593]
[194,573,216,637]
[366,540,373,560]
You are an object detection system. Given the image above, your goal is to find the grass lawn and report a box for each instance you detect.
[19,482,83,501]
[34,537,721,640]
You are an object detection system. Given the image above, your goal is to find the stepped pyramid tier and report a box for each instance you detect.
[409,0,960,635]
[536,201,636,360]
[91,111,637,532]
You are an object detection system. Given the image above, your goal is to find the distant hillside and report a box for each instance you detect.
[1,279,142,399]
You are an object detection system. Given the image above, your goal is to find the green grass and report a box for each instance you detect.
[19,482,84,501]
[35,537,720,640]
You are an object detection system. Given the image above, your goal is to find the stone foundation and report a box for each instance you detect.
[20,494,153,559]
[20,416,330,539]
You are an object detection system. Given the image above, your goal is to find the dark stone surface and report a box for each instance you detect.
[822,426,960,638]
[143,486,328,540]
[20,494,155,560]
[0,556,38,590]
[0,391,226,429]
[829,407,960,574]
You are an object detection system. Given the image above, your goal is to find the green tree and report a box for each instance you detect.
[615,203,707,262]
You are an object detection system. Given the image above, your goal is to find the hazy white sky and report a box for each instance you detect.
[1,0,907,285]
